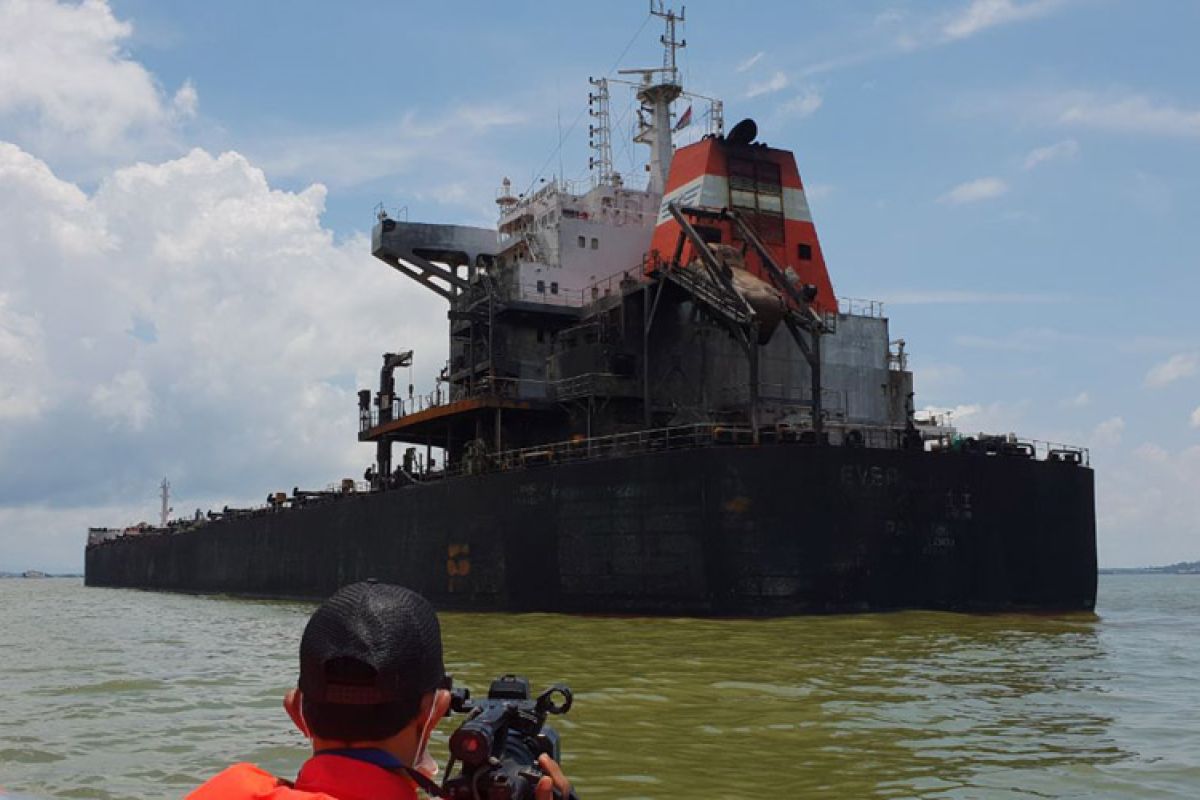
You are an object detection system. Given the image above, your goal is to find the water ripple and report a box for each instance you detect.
[2,577,1199,798]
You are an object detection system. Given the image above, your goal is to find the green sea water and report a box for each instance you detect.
[1,576,1197,798]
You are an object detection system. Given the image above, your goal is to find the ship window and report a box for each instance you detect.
[758,194,783,213]
[536,279,546,293]
[729,156,785,244]
[798,243,813,261]
[755,213,785,244]
[591,237,599,249]
[729,157,756,189]
[578,236,586,248]
[695,224,722,244]
[731,189,757,210]
[756,160,782,187]
[550,281,559,294]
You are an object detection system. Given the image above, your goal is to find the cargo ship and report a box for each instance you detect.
[85,6,1097,615]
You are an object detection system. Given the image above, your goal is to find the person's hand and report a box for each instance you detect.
[534,753,572,800]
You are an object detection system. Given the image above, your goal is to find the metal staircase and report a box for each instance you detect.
[664,266,752,328]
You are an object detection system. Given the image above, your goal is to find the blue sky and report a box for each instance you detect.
[1,0,1198,571]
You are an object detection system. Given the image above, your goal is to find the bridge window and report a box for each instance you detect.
[536,279,545,293]
[729,157,785,244]
[591,237,599,249]
[550,281,559,294]
[578,235,586,248]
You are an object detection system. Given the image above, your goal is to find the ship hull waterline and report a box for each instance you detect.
[85,445,1097,616]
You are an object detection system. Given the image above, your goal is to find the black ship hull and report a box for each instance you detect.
[86,444,1097,615]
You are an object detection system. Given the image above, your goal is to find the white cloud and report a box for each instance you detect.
[0,142,448,571]
[1057,93,1200,139]
[804,183,834,201]
[1091,416,1125,447]
[91,369,154,432]
[920,403,980,427]
[1097,443,1200,567]
[942,0,1063,41]
[1022,138,1079,170]
[1135,443,1169,464]
[798,1,1067,79]
[1129,170,1173,216]
[875,9,905,27]
[736,52,764,72]
[0,292,46,420]
[0,0,196,160]
[747,71,789,99]
[969,90,1200,143]
[779,88,823,118]
[0,504,142,572]
[1062,391,1090,409]
[1191,407,1200,428]
[0,1,545,571]
[883,290,1059,305]
[172,81,199,120]
[248,104,527,201]
[939,176,1008,205]
[919,401,1027,435]
[1145,353,1198,388]
[912,363,965,396]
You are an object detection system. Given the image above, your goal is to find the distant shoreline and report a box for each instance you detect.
[2,568,1196,579]
[1099,561,1200,575]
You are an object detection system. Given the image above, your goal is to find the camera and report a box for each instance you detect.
[440,674,579,800]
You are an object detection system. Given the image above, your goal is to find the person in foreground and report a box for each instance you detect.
[187,581,572,800]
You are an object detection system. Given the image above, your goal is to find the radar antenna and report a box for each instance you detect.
[619,2,688,194]
[651,1,686,87]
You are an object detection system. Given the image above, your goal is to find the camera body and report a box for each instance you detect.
[441,674,576,800]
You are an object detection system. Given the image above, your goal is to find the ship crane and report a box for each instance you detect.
[661,201,830,440]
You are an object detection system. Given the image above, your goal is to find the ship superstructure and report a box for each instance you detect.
[360,8,913,482]
[86,5,1097,615]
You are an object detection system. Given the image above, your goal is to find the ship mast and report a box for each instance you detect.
[159,477,171,528]
[621,1,686,195]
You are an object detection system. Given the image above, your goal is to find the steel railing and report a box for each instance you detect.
[89,421,1092,546]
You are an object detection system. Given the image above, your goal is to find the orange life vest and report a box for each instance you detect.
[187,754,420,800]
[186,763,323,800]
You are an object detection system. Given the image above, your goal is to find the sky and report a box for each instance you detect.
[1,0,1198,572]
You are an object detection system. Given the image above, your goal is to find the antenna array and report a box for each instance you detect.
[588,77,616,187]
[650,1,686,86]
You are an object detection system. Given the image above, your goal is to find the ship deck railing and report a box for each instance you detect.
[419,422,1091,485]
[87,426,1090,548]
[838,297,886,318]
[504,265,644,309]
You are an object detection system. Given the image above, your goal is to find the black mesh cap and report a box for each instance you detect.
[299,581,445,706]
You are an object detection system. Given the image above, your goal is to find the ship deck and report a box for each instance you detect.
[358,393,551,447]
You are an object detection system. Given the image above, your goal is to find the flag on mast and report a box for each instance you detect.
[673,104,693,132]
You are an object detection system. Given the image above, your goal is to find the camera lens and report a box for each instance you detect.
[450,725,492,767]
